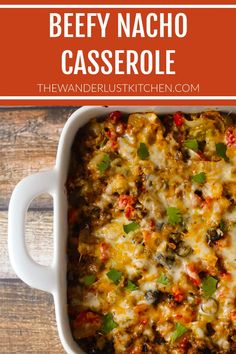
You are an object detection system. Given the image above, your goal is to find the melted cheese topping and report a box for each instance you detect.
[67,111,236,354]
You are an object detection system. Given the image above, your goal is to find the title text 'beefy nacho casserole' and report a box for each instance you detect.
[66,110,236,353]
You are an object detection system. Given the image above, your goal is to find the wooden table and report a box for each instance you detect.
[0,107,79,353]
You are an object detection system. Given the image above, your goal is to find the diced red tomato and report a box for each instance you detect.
[176,132,185,144]
[106,128,117,140]
[73,311,102,338]
[118,195,136,209]
[172,287,185,303]
[194,194,204,207]
[179,336,190,349]
[204,197,213,208]
[105,127,118,151]
[110,139,118,151]
[220,271,232,281]
[100,242,110,262]
[139,317,148,325]
[230,310,236,320]
[186,263,201,286]
[173,112,184,127]
[189,276,201,287]
[125,206,135,219]
[226,127,236,147]
[108,111,122,124]
[134,304,149,314]
[187,263,195,272]
[116,122,127,135]
[68,209,78,224]
[118,195,136,219]
[195,297,202,305]
[149,219,155,230]
[74,311,102,327]
[197,152,208,161]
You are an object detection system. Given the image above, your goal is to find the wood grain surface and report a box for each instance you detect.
[0,280,62,354]
[0,107,75,209]
[1,107,79,353]
[1,210,54,279]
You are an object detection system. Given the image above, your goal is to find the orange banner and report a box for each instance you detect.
[0,5,236,105]
[3,1,236,4]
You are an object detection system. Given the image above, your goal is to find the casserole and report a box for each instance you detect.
[8,106,236,354]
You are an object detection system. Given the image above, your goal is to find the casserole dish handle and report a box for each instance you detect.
[8,169,57,294]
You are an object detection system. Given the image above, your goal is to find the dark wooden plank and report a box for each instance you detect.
[0,279,65,353]
[0,107,77,210]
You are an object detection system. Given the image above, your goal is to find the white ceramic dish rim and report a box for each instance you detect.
[8,105,236,354]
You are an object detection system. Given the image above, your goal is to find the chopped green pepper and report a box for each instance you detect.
[171,322,188,343]
[102,313,118,334]
[137,142,149,160]
[107,269,123,285]
[123,222,140,234]
[201,276,218,298]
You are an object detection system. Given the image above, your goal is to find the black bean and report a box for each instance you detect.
[194,189,203,198]
[142,344,149,352]
[162,115,173,137]
[216,256,227,275]
[155,253,166,267]
[206,228,224,245]
[225,192,233,200]
[184,113,194,121]
[181,148,190,162]
[168,294,174,301]
[156,222,164,231]
[197,348,212,354]
[166,253,175,266]
[154,331,166,344]
[155,252,175,269]
[145,290,163,305]
[175,241,192,257]
[206,323,215,336]
[198,140,206,152]
[198,271,208,279]
[85,340,115,354]
[168,233,182,245]
[77,339,95,353]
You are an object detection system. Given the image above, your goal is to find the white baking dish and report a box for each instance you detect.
[8,105,236,354]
